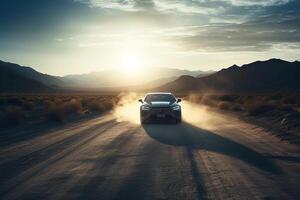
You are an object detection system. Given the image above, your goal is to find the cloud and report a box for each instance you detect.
[168,13,300,52]
[153,0,223,14]
[224,0,291,7]
[1,0,299,66]
[75,0,293,14]
[75,0,154,11]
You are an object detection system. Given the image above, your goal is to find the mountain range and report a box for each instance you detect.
[62,68,213,88]
[1,58,299,93]
[159,59,300,93]
[0,60,212,92]
[0,61,61,92]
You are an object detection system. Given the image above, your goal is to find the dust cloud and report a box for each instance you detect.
[113,92,141,124]
[182,101,221,130]
[113,92,223,129]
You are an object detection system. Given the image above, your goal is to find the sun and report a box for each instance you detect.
[121,52,143,73]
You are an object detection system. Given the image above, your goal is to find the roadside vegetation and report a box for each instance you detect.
[0,94,119,127]
[186,93,300,145]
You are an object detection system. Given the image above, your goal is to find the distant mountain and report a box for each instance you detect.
[6,58,299,93]
[0,60,64,87]
[196,70,216,78]
[0,60,214,92]
[0,61,52,92]
[159,59,300,93]
[62,68,213,88]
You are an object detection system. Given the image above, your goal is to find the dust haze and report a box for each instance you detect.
[113,92,141,125]
[113,92,221,130]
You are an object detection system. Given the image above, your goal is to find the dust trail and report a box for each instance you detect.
[113,92,142,125]
[113,92,225,129]
[182,100,226,130]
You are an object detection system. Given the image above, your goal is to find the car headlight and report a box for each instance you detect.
[141,105,151,111]
[172,105,181,110]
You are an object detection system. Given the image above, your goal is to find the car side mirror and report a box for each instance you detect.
[138,99,143,103]
[177,98,182,103]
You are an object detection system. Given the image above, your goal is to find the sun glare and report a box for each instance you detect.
[121,52,143,73]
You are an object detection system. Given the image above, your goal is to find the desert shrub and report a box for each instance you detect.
[102,100,115,110]
[235,95,248,104]
[64,99,82,114]
[52,98,64,106]
[218,95,238,102]
[87,99,115,113]
[278,105,294,112]
[45,105,66,122]
[87,101,102,112]
[5,107,25,124]
[6,97,24,107]
[269,94,283,101]
[218,102,231,110]
[283,96,298,104]
[80,98,89,107]
[232,104,243,112]
[244,101,276,116]
[0,98,6,105]
[43,100,53,108]
[22,101,34,110]
[297,100,300,107]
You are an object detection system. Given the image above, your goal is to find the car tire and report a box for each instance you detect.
[175,117,182,124]
[140,116,147,124]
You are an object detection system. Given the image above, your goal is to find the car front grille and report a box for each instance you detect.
[151,107,170,113]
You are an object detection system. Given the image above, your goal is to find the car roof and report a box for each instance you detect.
[145,92,173,95]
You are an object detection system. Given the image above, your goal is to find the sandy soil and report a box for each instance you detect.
[0,102,300,200]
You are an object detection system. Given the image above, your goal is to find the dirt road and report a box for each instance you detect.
[0,103,300,200]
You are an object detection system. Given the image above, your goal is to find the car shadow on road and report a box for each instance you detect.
[142,122,282,175]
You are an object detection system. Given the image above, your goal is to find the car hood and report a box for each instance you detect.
[146,101,175,107]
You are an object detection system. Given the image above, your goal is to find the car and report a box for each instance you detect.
[138,92,182,124]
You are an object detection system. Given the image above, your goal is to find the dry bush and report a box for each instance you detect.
[278,105,294,112]
[232,104,243,112]
[80,98,91,107]
[45,105,66,122]
[0,98,5,105]
[269,94,283,101]
[283,96,298,105]
[1,94,118,125]
[44,98,83,122]
[51,97,64,106]
[5,107,25,124]
[297,100,300,108]
[22,101,34,110]
[217,102,231,110]
[87,101,102,112]
[244,101,276,116]
[6,97,24,107]
[64,99,82,114]
[43,99,56,108]
[103,99,116,109]
[218,94,239,102]
[87,99,115,113]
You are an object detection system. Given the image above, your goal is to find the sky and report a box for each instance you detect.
[0,0,299,76]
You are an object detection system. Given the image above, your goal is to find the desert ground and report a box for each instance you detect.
[0,94,300,200]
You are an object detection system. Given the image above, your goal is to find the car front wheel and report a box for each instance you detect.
[140,115,148,124]
[174,116,181,123]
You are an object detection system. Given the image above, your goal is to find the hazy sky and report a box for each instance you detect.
[0,0,299,75]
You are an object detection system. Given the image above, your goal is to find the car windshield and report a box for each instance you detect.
[144,94,176,103]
